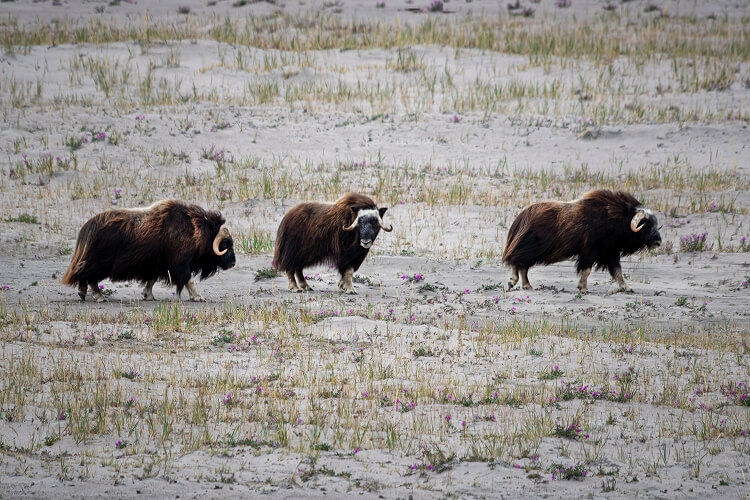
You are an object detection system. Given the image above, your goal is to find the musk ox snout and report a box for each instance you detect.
[649,232,662,248]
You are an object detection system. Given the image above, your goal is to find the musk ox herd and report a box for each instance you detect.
[61,189,661,302]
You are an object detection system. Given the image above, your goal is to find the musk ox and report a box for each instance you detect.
[503,190,661,293]
[61,199,235,302]
[273,192,392,294]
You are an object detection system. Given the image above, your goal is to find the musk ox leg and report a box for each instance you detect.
[186,279,205,302]
[577,268,591,293]
[295,270,312,291]
[286,271,301,292]
[519,268,533,290]
[142,280,156,301]
[77,282,87,301]
[338,268,356,294]
[89,282,107,303]
[611,267,632,293]
[507,266,520,290]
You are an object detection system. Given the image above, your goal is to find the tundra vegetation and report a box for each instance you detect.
[0,1,748,498]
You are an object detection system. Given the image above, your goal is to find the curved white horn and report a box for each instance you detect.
[342,218,359,231]
[630,210,646,233]
[213,226,230,256]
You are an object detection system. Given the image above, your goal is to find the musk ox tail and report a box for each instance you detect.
[502,203,559,268]
[60,243,88,285]
[60,218,100,286]
[502,216,523,265]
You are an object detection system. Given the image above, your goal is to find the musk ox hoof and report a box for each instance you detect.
[142,292,155,301]
[522,284,534,291]
[190,295,205,302]
[78,292,86,301]
[616,287,633,294]
[577,288,589,294]
[94,296,108,303]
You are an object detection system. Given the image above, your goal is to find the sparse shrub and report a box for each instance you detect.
[413,346,434,357]
[44,434,60,446]
[353,274,372,285]
[63,135,84,151]
[213,329,236,346]
[428,1,443,12]
[550,462,587,480]
[7,213,38,224]
[118,369,140,380]
[540,365,564,380]
[254,267,278,280]
[553,420,583,439]
[680,232,708,252]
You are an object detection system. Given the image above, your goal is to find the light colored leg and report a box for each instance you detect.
[186,278,205,302]
[77,282,87,300]
[295,270,312,291]
[286,270,300,292]
[89,282,106,303]
[339,268,356,294]
[142,280,156,300]
[612,267,631,293]
[520,268,533,290]
[577,268,591,293]
[507,265,519,290]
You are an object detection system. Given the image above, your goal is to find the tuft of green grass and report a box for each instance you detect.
[212,328,236,346]
[413,346,435,357]
[6,214,38,224]
[254,267,278,281]
[540,366,564,380]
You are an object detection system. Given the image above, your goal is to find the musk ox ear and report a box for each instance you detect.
[379,207,388,218]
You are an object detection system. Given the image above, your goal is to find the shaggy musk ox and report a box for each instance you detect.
[273,193,392,294]
[503,190,661,293]
[61,199,235,302]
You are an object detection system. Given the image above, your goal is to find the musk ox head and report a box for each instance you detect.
[630,208,662,249]
[342,207,392,249]
[212,226,236,270]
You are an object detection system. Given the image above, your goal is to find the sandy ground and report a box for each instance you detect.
[1,1,749,499]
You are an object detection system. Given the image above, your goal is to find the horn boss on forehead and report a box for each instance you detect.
[503,190,661,294]
[274,192,393,294]
[61,199,235,302]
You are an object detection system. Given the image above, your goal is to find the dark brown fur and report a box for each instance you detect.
[503,190,661,292]
[61,199,235,300]
[273,193,388,293]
